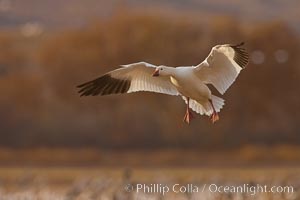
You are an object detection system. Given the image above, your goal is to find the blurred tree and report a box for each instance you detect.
[0,11,299,151]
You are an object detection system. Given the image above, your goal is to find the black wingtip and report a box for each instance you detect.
[76,74,131,97]
[230,42,249,68]
[230,42,245,48]
[77,81,91,88]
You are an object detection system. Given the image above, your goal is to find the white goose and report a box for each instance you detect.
[77,42,249,124]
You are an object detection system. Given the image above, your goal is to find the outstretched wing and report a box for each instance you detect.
[77,62,179,96]
[195,42,249,94]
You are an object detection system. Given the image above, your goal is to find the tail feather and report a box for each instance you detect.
[211,95,225,113]
[182,95,225,116]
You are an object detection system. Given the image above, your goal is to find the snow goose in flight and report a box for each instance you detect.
[77,42,249,124]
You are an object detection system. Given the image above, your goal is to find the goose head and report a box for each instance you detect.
[152,66,174,77]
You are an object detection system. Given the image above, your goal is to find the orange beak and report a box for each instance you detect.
[152,69,159,77]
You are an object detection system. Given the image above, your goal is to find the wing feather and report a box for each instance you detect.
[195,42,249,94]
[77,62,179,96]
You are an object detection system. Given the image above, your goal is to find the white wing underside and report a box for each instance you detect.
[195,45,246,95]
[114,62,179,95]
[77,62,179,97]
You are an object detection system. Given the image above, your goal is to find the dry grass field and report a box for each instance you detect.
[0,167,299,200]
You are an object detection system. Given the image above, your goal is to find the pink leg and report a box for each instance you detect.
[183,97,194,124]
[209,99,219,123]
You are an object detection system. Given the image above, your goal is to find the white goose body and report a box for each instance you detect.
[77,43,249,124]
[169,66,211,101]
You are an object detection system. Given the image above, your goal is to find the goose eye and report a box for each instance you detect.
[160,68,163,71]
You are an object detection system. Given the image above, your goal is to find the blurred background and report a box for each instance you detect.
[0,0,300,199]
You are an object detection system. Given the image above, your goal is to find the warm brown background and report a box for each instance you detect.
[0,0,299,166]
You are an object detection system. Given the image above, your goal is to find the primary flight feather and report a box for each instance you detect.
[77,42,249,124]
